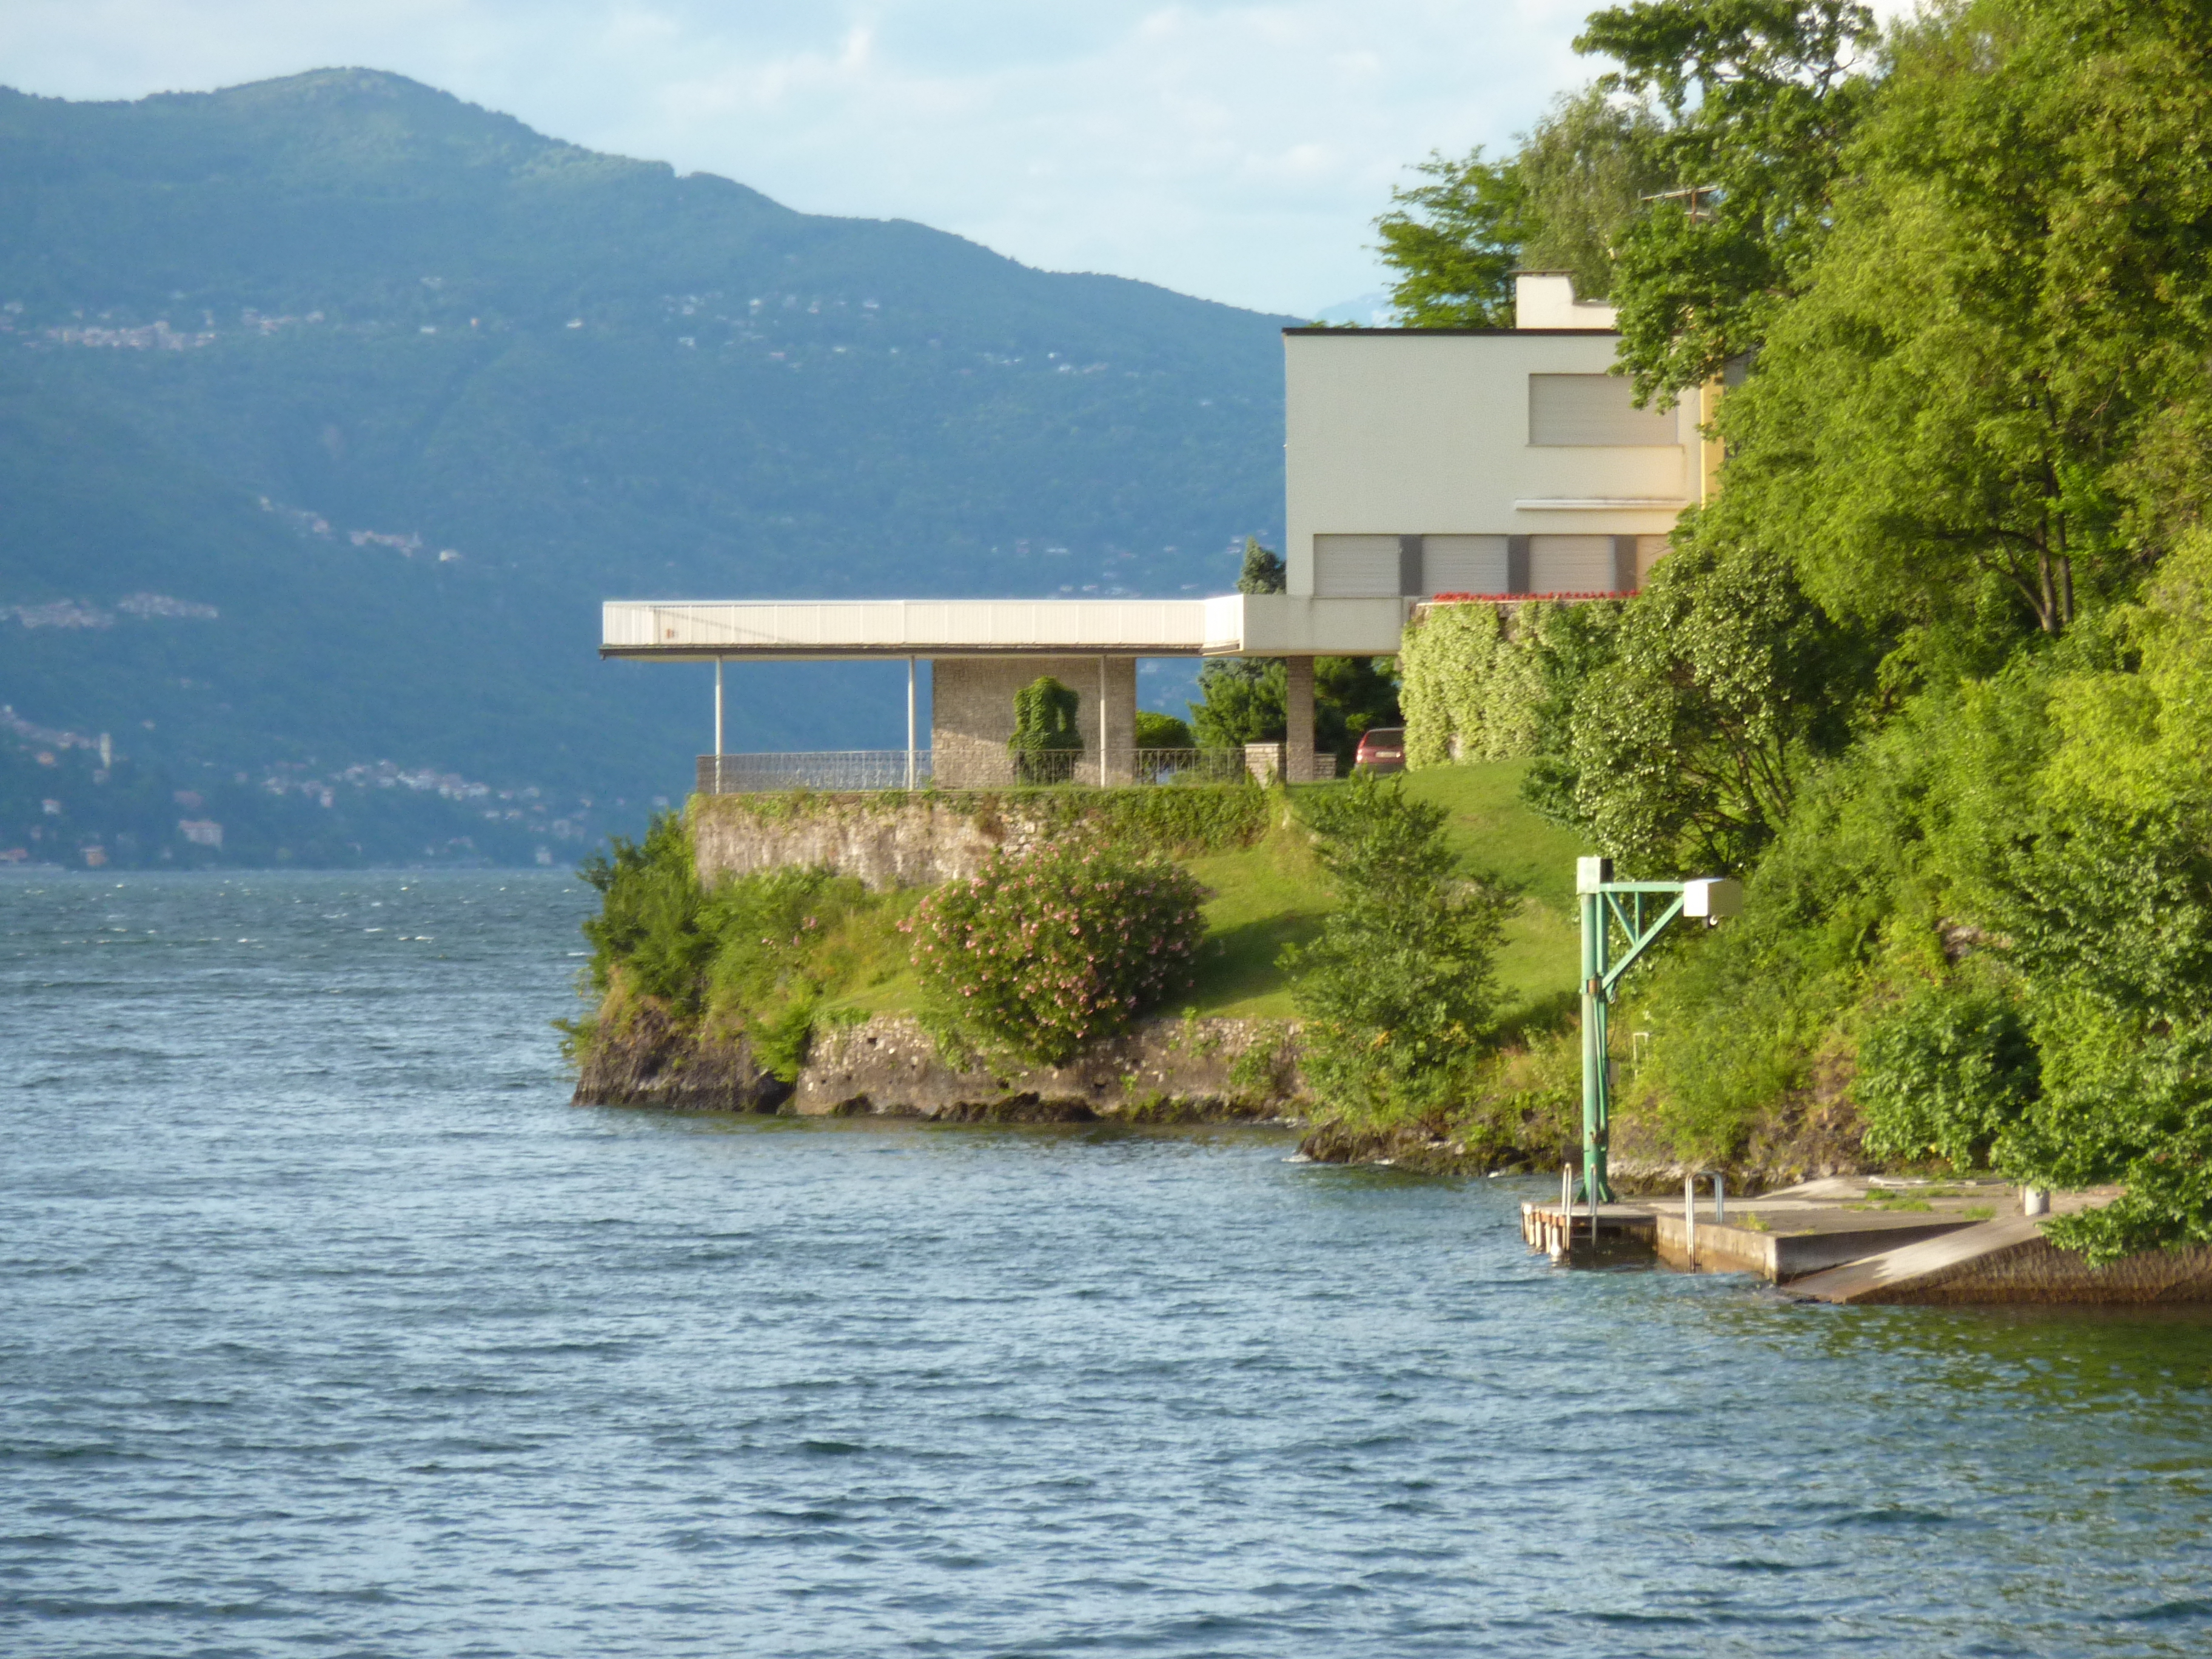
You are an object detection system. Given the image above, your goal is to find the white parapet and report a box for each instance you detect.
[601,593,1412,660]
[603,597,1228,659]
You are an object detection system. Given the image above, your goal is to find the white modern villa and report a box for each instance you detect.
[600,273,1718,789]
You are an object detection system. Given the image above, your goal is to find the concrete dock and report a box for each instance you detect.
[1521,1176,2212,1304]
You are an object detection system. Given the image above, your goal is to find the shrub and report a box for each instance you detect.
[572,816,905,1080]
[1856,981,2040,1170]
[1282,775,1513,1119]
[903,841,1205,1064]
[698,866,876,1080]
[578,811,710,1011]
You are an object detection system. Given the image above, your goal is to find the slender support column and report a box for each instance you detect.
[1284,656,1316,783]
[1098,655,1109,787]
[1580,885,1610,1202]
[906,656,917,790]
[713,656,725,795]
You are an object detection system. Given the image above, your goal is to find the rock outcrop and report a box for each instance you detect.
[573,1011,1309,1122]
[571,1005,792,1112]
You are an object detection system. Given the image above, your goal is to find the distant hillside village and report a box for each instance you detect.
[0,67,1290,866]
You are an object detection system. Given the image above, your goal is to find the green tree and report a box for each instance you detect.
[1712,0,2212,638]
[1550,514,1871,871]
[1315,655,1403,760]
[1375,89,1668,326]
[1191,537,1288,745]
[1579,0,1879,399]
[1857,980,2040,1170]
[1234,535,1286,595]
[1375,148,1525,327]
[1284,776,1514,1116]
[1949,531,2212,1259]
[1514,87,1674,299]
[1134,711,1195,750]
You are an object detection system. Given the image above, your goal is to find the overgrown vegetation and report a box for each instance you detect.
[1379,0,2212,1256]
[1010,676,1084,782]
[905,842,1205,1064]
[571,764,1584,1150]
[1284,777,1514,1119]
[571,812,910,1080]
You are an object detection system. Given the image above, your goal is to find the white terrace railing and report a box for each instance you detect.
[693,749,1262,794]
[695,751,934,794]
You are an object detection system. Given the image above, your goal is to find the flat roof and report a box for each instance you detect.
[602,597,1240,660]
[600,593,1415,661]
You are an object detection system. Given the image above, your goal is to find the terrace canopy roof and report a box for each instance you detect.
[599,594,1410,661]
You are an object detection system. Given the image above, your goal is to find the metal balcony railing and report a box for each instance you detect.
[695,751,934,794]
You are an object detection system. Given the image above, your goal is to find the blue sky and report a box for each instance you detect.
[2,1,1613,316]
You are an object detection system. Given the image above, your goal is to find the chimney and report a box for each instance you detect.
[1514,272,1618,331]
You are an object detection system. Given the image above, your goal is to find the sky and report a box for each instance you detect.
[0,1,1627,317]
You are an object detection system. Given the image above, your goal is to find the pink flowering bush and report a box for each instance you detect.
[903,842,1205,1064]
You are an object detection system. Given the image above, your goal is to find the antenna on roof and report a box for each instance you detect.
[1640,184,1721,224]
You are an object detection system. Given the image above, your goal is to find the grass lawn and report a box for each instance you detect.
[1181,760,1588,1021]
[815,760,1589,1027]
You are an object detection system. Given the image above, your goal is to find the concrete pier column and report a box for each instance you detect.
[1284,656,1317,783]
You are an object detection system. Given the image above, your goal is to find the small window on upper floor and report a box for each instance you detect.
[1528,374,1679,446]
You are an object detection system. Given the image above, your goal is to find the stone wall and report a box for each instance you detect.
[690,793,1116,889]
[931,655,1137,788]
[690,785,1276,891]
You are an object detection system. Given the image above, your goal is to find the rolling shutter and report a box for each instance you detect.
[1529,375,1678,446]
[1313,535,1403,597]
[1421,535,1509,595]
[1529,535,1615,592]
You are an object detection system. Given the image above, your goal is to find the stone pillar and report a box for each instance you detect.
[1284,656,1317,784]
[930,655,1136,789]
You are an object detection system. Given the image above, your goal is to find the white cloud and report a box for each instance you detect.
[0,1,1877,315]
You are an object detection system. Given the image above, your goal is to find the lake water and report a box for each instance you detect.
[5,869,2212,1657]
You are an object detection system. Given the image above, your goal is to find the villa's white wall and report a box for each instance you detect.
[1283,332,1695,597]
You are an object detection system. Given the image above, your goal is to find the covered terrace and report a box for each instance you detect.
[598,593,1410,791]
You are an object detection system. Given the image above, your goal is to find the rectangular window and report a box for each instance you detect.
[1529,535,1615,592]
[1313,534,1403,598]
[1421,535,1508,595]
[1529,374,1678,446]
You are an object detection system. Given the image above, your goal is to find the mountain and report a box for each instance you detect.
[0,69,1292,867]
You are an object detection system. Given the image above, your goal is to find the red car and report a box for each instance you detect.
[1353,726,1406,774]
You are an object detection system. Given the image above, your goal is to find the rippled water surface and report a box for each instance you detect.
[7,870,2212,1657]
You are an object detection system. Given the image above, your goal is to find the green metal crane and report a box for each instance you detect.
[1575,856,1742,1202]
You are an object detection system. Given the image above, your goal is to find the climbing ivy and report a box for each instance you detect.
[1399,600,1617,768]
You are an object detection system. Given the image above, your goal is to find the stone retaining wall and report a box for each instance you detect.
[691,794,1060,890]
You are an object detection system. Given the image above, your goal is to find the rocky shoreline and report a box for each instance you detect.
[574,1010,1876,1187]
[574,1010,1311,1125]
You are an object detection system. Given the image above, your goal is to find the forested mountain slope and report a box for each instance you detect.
[0,69,1291,865]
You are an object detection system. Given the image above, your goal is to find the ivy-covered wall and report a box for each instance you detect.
[1399,601,1557,767]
